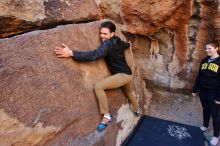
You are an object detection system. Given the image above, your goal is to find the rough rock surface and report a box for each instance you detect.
[215,2,220,41]
[121,0,192,36]
[122,0,219,91]
[0,0,101,38]
[0,21,144,146]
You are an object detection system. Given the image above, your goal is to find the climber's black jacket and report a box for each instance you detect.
[73,36,132,75]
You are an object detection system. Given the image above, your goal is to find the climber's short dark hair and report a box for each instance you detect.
[101,21,116,33]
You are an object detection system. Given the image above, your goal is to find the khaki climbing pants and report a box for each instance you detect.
[94,73,139,114]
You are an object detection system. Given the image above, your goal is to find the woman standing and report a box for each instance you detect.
[192,41,220,145]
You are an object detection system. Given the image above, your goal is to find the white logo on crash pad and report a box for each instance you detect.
[167,125,192,139]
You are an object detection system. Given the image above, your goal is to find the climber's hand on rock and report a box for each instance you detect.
[54,43,73,58]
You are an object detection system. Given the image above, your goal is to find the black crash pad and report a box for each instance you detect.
[122,115,205,146]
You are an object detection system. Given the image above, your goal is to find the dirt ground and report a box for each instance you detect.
[145,91,220,146]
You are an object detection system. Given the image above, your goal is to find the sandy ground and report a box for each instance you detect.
[145,91,220,146]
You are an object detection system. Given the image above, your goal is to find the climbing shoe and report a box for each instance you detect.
[134,108,142,117]
[97,114,112,132]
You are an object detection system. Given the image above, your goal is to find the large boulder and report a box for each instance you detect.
[0,20,144,146]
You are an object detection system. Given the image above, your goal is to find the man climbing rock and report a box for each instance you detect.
[54,21,141,131]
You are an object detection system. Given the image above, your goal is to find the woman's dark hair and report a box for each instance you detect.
[206,41,219,48]
[101,21,116,33]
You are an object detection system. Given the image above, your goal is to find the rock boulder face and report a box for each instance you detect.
[0,21,143,146]
[0,0,101,38]
[121,0,192,36]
